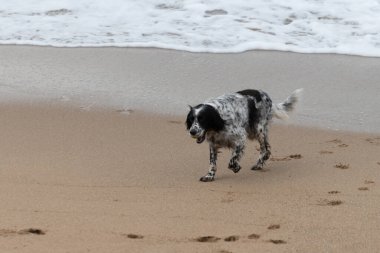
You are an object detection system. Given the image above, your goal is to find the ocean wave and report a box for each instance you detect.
[1,0,380,56]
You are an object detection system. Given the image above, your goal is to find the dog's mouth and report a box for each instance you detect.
[196,133,206,144]
[191,131,206,144]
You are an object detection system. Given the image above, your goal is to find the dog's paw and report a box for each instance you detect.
[263,151,271,161]
[231,166,241,173]
[251,164,263,170]
[200,174,215,182]
[228,163,241,173]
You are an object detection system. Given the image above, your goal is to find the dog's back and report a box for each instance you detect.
[205,93,250,128]
[205,90,273,138]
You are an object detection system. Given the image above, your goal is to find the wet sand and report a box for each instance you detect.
[0,104,379,252]
[1,45,380,132]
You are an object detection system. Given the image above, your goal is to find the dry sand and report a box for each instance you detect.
[0,104,379,253]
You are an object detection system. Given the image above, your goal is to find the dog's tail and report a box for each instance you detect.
[272,88,303,120]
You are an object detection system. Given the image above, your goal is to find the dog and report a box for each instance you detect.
[186,89,302,182]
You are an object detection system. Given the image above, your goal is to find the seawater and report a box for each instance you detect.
[1,0,380,56]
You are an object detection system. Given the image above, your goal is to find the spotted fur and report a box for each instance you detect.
[186,88,302,182]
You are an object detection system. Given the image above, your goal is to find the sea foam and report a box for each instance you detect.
[1,0,380,56]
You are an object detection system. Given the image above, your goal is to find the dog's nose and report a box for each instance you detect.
[190,129,197,136]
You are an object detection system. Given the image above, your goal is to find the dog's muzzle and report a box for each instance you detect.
[189,128,206,144]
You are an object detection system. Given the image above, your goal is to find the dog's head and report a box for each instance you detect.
[186,104,225,144]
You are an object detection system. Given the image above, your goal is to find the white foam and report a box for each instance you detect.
[1,0,380,56]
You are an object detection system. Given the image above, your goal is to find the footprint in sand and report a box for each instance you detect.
[224,235,239,242]
[320,150,334,155]
[365,137,380,145]
[195,236,221,243]
[318,199,343,206]
[328,190,340,194]
[0,228,45,236]
[270,157,291,161]
[267,224,281,230]
[335,163,349,169]
[358,187,369,191]
[328,139,342,144]
[269,239,287,244]
[328,139,343,144]
[125,233,144,239]
[18,228,45,235]
[270,154,302,161]
[248,233,260,239]
[365,180,375,184]
[327,139,348,148]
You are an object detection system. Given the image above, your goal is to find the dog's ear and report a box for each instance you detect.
[200,105,225,132]
[185,109,194,130]
[188,105,193,111]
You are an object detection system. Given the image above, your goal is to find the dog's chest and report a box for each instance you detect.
[207,132,233,148]
[206,125,246,148]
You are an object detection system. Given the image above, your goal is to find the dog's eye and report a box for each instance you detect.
[198,116,203,121]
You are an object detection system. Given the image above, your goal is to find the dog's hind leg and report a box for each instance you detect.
[252,127,271,170]
[200,145,218,182]
[228,144,245,173]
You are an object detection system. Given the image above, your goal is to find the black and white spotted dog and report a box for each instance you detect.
[186,89,302,182]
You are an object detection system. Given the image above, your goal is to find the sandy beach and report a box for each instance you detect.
[1,46,380,252]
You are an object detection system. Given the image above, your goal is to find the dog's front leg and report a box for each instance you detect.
[200,145,218,182]
[228,144,245,173]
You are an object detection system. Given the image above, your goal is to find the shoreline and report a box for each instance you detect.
[3,43,380,58]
